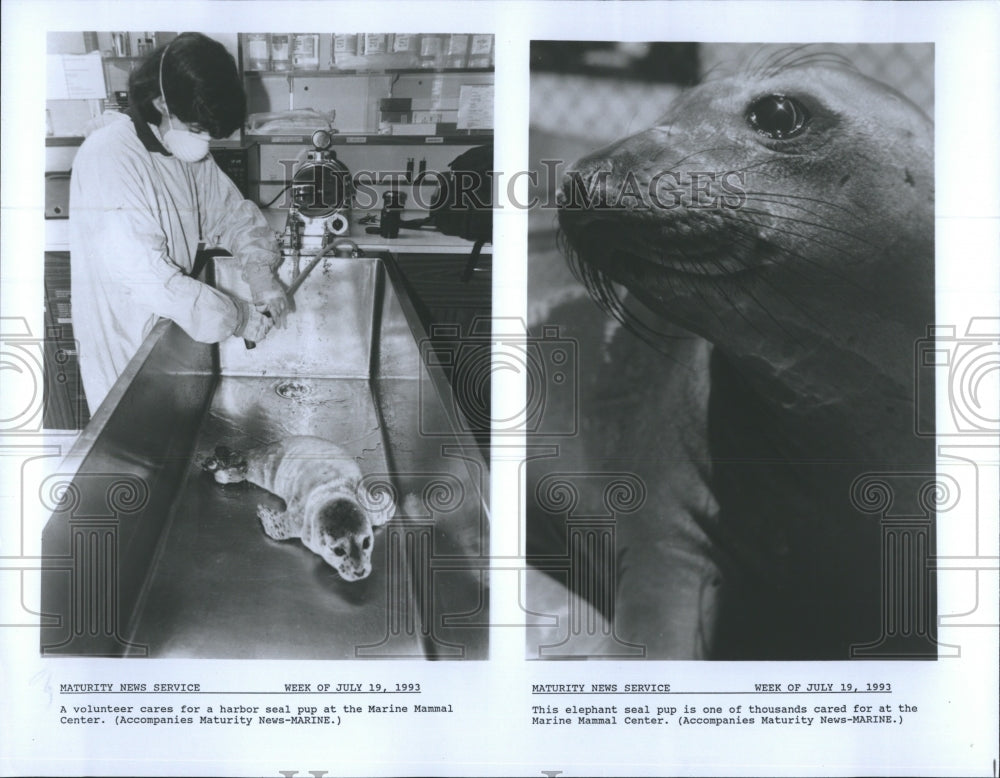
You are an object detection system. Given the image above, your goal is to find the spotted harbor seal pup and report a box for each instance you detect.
[201,436,395,581]
[528,49,934,659]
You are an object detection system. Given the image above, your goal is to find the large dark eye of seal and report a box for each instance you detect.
[545,51,935,660]
[745,94,811,138]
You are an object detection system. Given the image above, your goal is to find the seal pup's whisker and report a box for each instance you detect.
[729,206,878,270]
[727,199,881,256]
[672,248,753,332]
[719,227,831,345]
[747,44,858,80]
[721,219,875,334]
[563,242,702,360]
[739,188,867,220]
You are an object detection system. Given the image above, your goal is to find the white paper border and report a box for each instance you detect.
[2,2,997,776]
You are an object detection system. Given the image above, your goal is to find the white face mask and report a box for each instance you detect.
[162,117,210,163]
[158,47,210,163]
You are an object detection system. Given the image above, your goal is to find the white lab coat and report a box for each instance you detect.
[70,112,280,413]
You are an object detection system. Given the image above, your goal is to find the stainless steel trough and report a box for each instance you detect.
[40,253,489,659]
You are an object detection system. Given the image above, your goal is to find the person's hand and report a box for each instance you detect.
[249,276,288,328]
[259,293,288,328]
[233,298,273,342]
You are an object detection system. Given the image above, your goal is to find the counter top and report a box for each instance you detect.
[45,208,491,256]
[260,208,489,255]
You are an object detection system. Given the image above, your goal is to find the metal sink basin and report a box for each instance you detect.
[40,254,489,659]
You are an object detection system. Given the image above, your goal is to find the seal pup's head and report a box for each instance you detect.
[200,446,249,484]
[315,498,375,581]
[556,48,934,430]
[556,50,933,339]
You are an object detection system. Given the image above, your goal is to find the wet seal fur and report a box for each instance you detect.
[201,436,395,581]
[530,50,934,659]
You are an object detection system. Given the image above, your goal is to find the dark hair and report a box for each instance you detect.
[128,32,246,138]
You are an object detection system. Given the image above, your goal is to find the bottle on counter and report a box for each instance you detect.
[379,191,407,239]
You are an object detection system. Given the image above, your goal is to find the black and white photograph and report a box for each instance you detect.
[525,41,939,661]
[1,2,997,777]
[38,30,493,659]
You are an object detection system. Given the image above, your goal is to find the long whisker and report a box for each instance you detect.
[727,205,879,257]
[747,45,858,80]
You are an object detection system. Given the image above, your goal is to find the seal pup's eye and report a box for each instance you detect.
[333,547,347,557]
[746,95,811,139]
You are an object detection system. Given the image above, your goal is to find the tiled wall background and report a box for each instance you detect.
[531,42,934,145]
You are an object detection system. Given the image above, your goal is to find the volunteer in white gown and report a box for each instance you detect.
[70,32,287,413]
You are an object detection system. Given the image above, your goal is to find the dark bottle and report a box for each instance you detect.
[380,190,407,239]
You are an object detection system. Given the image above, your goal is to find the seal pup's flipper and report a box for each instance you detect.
[257,504,303,540]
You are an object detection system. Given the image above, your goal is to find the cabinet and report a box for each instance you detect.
[43,252,90,430]
[236,33,494,212]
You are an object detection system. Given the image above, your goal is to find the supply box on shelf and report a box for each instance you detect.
[240,32,494,140]
[242,33,494,72]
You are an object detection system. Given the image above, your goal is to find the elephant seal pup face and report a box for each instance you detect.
[557,57,934,403]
